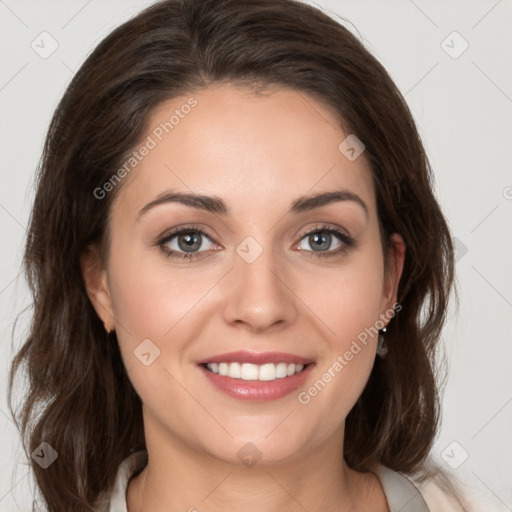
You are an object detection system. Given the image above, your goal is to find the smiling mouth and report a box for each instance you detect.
[200,362,310,381]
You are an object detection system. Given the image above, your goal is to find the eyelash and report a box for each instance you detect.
[156,224,355,260]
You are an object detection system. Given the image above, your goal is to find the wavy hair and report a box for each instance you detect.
[9,0,462,510]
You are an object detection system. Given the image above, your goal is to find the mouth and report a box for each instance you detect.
[197,351,315,401]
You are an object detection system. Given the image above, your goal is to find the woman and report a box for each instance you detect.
[9,0,472,510]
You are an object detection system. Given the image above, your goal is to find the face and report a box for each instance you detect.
[83,83,405,466]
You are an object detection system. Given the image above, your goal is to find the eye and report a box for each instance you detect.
[156,223,355,261]
[157,226,217,260]
[295,224,355,257]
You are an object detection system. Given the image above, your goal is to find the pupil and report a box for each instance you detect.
[179,232,201,252]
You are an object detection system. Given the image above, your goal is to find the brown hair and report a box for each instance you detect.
[9,0,463,510]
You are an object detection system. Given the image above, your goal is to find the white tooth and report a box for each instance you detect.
[207,363,219,373]
[209,361,305,380]
[259,363,276,381]
[241,363,259,380]
[227,362,241,378]
[275,362,288,378]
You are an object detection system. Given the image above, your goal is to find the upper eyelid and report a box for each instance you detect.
[300,224,351,238]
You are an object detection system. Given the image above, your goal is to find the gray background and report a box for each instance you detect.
[1,0,511,510]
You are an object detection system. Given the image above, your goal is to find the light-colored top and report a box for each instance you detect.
[97,450,465,512]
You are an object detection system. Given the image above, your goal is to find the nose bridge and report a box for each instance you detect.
[222,234,297,331]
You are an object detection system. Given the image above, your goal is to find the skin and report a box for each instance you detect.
[82,83,405,512]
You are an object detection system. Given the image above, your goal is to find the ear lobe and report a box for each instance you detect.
[383,233,406,307]
[80,244,115,332]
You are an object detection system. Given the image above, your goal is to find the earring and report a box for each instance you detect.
[376,327,388,358]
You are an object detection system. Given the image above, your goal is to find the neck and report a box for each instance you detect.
[126,417,387,512]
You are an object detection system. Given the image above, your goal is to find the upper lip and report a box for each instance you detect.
[197,350,314,366]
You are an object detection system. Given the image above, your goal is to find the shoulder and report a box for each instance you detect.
[95,451,148,512]
[409,475,468,512]
[374,463,470,512]
[377,462,510,512]
[406,467,507,512]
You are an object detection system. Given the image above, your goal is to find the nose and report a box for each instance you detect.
[222,240,298,333]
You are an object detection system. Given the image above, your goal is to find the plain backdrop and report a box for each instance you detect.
[1,0,511,510]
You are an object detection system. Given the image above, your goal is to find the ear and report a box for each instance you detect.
[382,233,406,311]
[80,244,115,332]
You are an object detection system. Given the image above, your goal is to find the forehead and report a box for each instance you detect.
[111,83,376,222]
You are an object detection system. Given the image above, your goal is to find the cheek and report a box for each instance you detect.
[106,252,218,411]
[293,250,384,426]
[106,243,229,401]
[307,251,385,350]
[108,242,215,340]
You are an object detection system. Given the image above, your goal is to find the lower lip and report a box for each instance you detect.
[199,364,315,401]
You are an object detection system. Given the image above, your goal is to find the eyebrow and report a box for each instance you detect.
[136,189,368,219]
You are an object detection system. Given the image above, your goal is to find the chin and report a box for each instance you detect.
[198,430,307,468]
